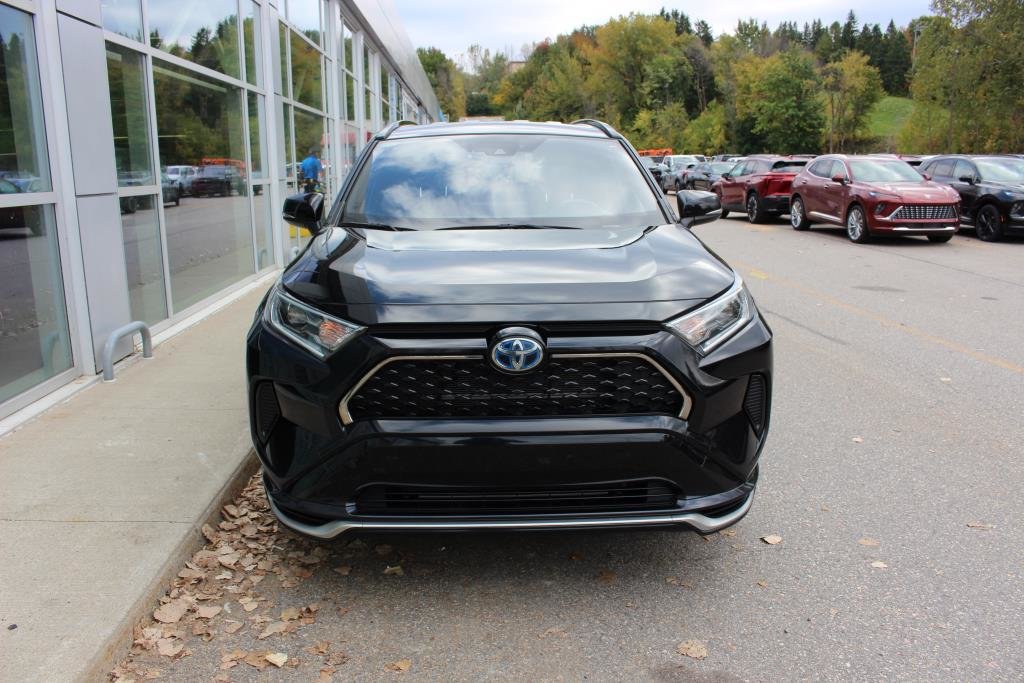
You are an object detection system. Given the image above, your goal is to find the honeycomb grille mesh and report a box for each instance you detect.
[346,356,684,420]
[890,204,957,220]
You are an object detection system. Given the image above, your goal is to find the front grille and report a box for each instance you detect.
[743,374,767,436]
[890,204,957,220]
[354,480,680,516]
[344,355,685,421]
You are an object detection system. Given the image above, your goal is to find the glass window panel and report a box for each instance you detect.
[341,124,357,179]
[363,45,370,84]
[345,74,356,122]
[247,92,265,179]
[242,1,261,87]
[152,60,253,312]
[280,101,294,178]
[341,25,352,72]
[119,194,167,325]
[364,88,372,130]
[101,0,144,42]
[0,204,73,404]
[293,109,324,182]
[106,43,153,187]
[278,21,289,97]
[149,0,240,79]
[289,30,322,111]
[0,5,51,192]
[380,70,388,101]
[252,186,274,270]
[287,0,321,46]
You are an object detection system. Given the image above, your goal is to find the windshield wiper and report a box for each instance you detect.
[437,223,581,231]
[340,221,414,232]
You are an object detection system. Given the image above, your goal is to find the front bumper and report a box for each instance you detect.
[247,306,772,537]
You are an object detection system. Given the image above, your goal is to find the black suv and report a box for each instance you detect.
[247,120,772,539]
[920,155,1024,241]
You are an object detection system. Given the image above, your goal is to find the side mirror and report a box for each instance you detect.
[831,174,847,184]
[957,175,975,184]
[283,192,324,235]
[721,172,732,180]
[676,189,722,228]
[921,172,932,181]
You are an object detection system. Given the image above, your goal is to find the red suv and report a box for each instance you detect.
[789,155,961,243]
[713,155,813,223]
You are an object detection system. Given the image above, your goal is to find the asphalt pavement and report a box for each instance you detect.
[113,216,1024,682]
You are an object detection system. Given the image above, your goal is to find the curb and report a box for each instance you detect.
[81,449,261,682]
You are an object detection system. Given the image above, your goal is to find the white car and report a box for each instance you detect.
[166,165,198,195]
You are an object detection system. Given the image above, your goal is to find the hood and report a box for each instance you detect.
[863,181,958,201]
[982,180,1024,196]
[282,225,735,324]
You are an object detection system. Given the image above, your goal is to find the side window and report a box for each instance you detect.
[735,162,751,176]
[932,159,954,178]
[830,160,848,180]
[953,159,976,181]
[808,159,830,177]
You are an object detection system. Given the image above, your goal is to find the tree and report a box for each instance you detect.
[417,47,466,120]
[822,51,883,151]
[683,101,728,155]
[735,49,824,153]
[628,102,689,151]
[879,21,911,95]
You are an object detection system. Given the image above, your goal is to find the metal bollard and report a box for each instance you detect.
[101,321,153,382]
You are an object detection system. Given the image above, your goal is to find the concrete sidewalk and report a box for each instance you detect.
[0,283,271,681]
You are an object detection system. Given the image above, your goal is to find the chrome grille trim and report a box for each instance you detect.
[338,352,693,425]
[888,204,957,221]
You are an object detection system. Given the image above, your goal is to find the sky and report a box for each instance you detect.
[391,0,933,67]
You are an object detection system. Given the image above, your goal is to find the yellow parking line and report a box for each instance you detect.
[732,260,1024,375]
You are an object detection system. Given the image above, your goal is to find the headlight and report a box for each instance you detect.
[1012,201,1024,217]
[265,285,363,357]
[665,277,755,354]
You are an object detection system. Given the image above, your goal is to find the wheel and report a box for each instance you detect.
[674,179,682,192]
[746,192,767,224]
[790,196,811,230]
[846,204,870,243]
[975,204,1004,242]
[927,234,952,243]
[174,192,180,206]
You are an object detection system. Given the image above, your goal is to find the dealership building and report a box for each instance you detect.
[0,0,440,420]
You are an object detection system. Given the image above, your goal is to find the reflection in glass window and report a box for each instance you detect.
[101,0,144,42]
[342,25,353,71]
[242,1,261,87]
[252,188,274,270]
[119,195,167,325]
[280,102,294,178]
[341,125,358,179]
[106,43,153,187]
[0,204,73,404]
[149,0,240,79]
[0,5,51,192]
[294,109,324,177]
[345,74,356,122]
[288,0,322,45]
[152,60,253,311]
[290,30,322,111]
[248,93,265,179]
[278,21,289,97]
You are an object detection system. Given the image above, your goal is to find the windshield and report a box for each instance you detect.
[710,162,734,174]
[976,159,1024,183]
[341,134,666,230]
[849,159,923,183]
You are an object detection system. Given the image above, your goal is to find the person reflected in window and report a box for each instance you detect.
[300,147,322,193]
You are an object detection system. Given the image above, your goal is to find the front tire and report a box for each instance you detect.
[975,204,1004,242]
[927,234,952,243]
[846,204,870,243]
[746,192,766,224]
[790,196,810,230]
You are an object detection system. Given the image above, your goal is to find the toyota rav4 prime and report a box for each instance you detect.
[246,120,772,540]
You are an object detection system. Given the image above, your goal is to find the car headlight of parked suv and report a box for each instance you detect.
[665,277,755,354]
[265,285,363,358]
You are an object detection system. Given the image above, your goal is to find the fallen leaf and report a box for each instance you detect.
[223,504,240,518]
[383,565,404,576]
[851,436,864,443]
[223,620,244,634]
[858,537,880,547]
[332,565,352,576]
[266,652,288,668]
[666,576,680,585]
[258,621,289,640]
[761,534,783,545]
[319,666,337,682]
[756,580,768,588]
[153,599,189,624]
[939,377,952,383]
[540,626,568,639]
[202,524,218,543]
[596,569,617,584]
[967,521,995,530]
[281,607,301,621]
[385,659,412,672]
[239,597,259,612]
[156,638,184,658]
[870,561,888,569]
[195,604,222,619]
[303,641,331,656]
[244,651,271,669]
[677,639,708,660]
[720,528,737,537]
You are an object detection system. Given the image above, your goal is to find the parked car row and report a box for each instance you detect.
[674,151,1024,244]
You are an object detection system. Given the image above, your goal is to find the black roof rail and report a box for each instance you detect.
[570,119,616,138]
[376,120,418,140]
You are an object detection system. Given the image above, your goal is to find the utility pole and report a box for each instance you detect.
[946,47,959,151]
